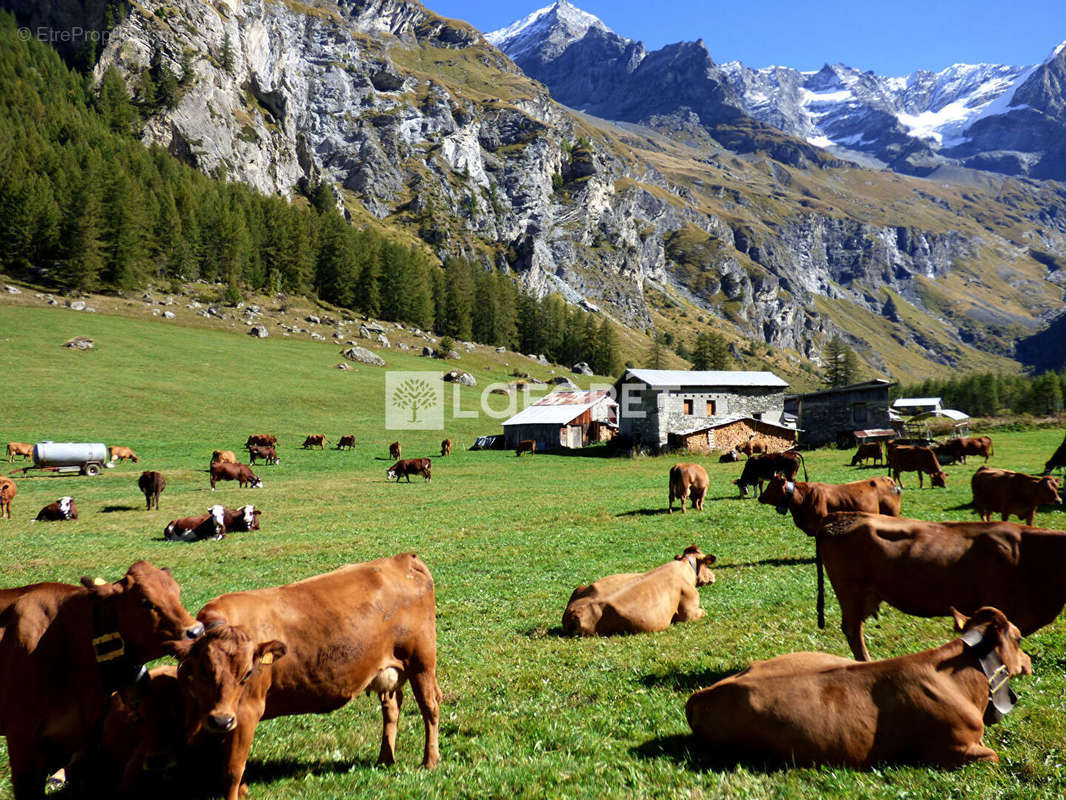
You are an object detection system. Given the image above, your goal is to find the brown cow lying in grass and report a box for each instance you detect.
[686,606,1030,768]
[816,511,1066,661]
[34,496,78,521]
[972,466,1061,525]
[668,463,709,513]
[758,475,902,536]
[562,546,717,636]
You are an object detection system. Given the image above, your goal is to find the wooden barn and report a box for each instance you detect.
[502,390,617,451]
[668,416,797,455]
[784,379,896,447]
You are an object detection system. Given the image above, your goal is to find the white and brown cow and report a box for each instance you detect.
[34,496,78,522]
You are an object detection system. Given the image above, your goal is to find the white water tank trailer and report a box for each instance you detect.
[31,442,112,476]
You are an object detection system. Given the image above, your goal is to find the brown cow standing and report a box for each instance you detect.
[562,546,717,636]
[108,446,139,463]
[939,436,994,465]
[389,441,401,460]
[6,443,32,463]
[0,477,16,520]
[138,471,166,511]
[178,554,442,800]
[211,450,238,464]
[0,562,203,800]
[247,444,279,465]
[668,463,709,513]
[850,441,883,466]
[886,445,946,488]
[336,435,356,450]
[245,435,277,450]
[736,437,770,457]
[387,458,431,482]
[301,434,328,449]
[971,466,1062,525]
[758,475,902,536]
[441,439,452,457]
[34,497,78,522]
[816,511,1066,661]
[686,607,1031,768]
[515,439,535,457]
[209,462,263,489]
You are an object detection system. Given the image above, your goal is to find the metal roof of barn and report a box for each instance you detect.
[620,369,788,389]
[502,390,613,427]
[892,397,942,408]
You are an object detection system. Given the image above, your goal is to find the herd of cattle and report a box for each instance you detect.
[0,430,1065,796]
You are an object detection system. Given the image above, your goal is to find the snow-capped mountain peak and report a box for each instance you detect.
[486,1,619,64]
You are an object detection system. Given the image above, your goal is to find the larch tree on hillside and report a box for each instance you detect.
[822,334,861,388]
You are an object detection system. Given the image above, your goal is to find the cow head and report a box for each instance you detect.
[931,471,948,488]
[81,561,203,662]
[1038,476,1063,506]
[953,606,1032,679]
[239,505,260,530]
[178,621,286,736]
[757,476,794,514]
[59,496,76,519]
[675,545,717,586]
[208,505,226,538]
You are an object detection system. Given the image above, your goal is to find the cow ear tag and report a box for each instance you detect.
[961,627,985,647]
[93,577,108,586]
[261,652,274,665]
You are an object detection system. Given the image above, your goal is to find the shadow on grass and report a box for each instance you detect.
[639,666,741,691]
[615,508,672,517]
[520,625,568,639]
[946,501,976,511]
[101,504,140,513]
[707,494,751,502]
[715,556,814,569]
[245,756,371,785]
[631,734,789,773]
[539,447,617,460]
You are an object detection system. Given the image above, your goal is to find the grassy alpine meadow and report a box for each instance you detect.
[1,303,1066,800]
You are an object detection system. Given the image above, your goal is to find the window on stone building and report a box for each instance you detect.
[706,400,716,415]
[683,399,694,415]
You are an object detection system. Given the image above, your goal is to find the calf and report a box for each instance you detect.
[6,442,32,463]
[165,505,227,542]
[887,444,946,488]
[971,466,1061,526]
[939,436,994,465]
[108,446,139,463]
[34,496,78,521]
[211,449,237,464]
[178,554,441,800]
[850,441,883,467]
[562,546,717,636]
[686,607,1031,768]
[441,438,452,457]
[301,434,328,449]
[387,458,431,482]
[0,477,16,519]
[758,475,902,536]
[734,451,804,497]
[0,562,202,800]
[389,441,401,460]
[1044,434,1066,475]
[209,462,262,490]
[668,463,709,513]
[138,471,166,511]
[718,450,739,463]
[247,444,279,465]
[515,439,535,457]
[336,434,356,450]
[816,511,1066,660]
[737,437,769,457]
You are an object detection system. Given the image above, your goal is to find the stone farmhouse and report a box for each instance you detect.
[784,379,896,448]
[613,369,791,451]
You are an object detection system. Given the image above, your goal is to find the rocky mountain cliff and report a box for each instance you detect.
[6,0,1066,378]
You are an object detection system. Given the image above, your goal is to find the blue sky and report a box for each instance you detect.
[431,0,1066,75]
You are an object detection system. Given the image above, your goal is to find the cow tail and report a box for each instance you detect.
[816,534,825,630]
[798,451,808,481]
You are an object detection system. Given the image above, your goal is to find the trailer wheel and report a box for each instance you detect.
[83,462,101,477]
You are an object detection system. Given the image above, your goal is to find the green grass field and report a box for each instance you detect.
[1,304,1065,800]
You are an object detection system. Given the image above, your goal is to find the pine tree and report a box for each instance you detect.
[61,183,104,291]
[691,331,729,370]
[593,317,620,376]
[220,32,235,73]
[96,67,136,134]
[822,334,860,388]
[646,332,667,369]
[441,258,474,340]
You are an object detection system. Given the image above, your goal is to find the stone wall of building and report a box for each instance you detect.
[797,387,891,447]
